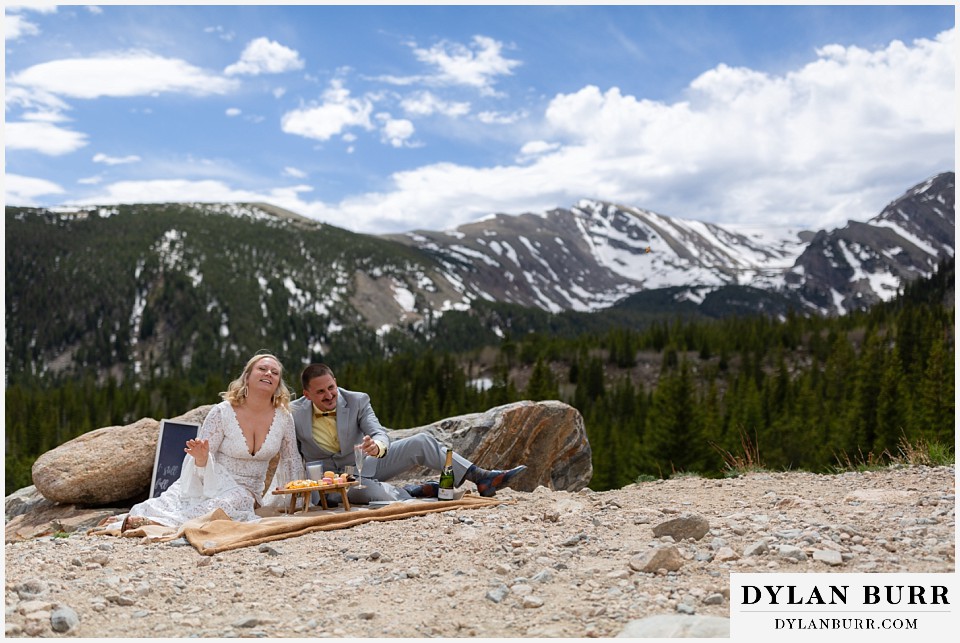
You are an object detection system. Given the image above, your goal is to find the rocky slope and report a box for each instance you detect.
[6,173,953,381]
[4,465,954,638]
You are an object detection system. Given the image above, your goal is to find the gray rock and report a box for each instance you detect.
[486,584,510,603]
[15,579,49,599]
[715,547,740,562]
[32,407,213,505]
[522,595,544,608]
[629,546,684,573]
[778,544,807,561]
[389,400,592,492]
[618,614,730,638]
[50,605,79,633]
[652,513,710,541]
[813,549,844,566]
[743,540,769,557]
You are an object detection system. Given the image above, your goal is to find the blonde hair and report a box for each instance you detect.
[221,352,292,410]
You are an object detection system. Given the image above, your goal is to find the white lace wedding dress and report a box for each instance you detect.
[126,401,302,527]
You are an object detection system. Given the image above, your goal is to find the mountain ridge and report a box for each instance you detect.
[4,172,953,380]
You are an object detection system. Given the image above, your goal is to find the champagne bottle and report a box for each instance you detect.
[438,448,455,500]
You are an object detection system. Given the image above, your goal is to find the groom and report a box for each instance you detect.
[290,363,527,503]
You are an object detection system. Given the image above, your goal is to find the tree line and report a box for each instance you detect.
[5,259,953,493]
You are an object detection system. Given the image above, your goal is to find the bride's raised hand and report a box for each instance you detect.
[185,438,210,467]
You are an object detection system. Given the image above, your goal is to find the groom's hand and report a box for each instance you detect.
[359,435,379,456]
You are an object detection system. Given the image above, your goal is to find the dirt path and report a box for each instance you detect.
[4,465,954,637]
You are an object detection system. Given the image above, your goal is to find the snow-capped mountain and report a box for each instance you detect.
[387,172,953,316]
[4,172,952,379]
[785,172,955,314]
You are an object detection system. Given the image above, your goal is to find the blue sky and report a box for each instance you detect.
[4,3,955,234]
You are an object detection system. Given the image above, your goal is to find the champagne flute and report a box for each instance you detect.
[353,444,366,489]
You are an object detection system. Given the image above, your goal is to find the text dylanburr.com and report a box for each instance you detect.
[731,573,956,640]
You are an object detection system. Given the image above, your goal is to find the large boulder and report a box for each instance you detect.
[27,400,589,507]
[388,399,592,492]
[5,485,129,542]
[31,406,213,505]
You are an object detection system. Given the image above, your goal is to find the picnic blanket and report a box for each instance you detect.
[91,495,502,555]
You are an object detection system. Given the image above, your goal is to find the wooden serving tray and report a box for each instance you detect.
[271,480,359,513]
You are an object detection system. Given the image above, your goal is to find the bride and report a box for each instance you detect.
[120,352,303,530]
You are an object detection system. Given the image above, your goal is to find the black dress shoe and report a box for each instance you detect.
[474,465,527,497]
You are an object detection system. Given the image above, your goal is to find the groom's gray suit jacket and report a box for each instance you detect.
[290,387,390,477]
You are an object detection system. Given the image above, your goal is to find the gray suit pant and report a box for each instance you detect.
[339,433,474,503]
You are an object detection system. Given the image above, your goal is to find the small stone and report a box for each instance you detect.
[15,579,49,599]
[618,615,730,638]
[494,563,512,575]
[486,585,509,603]
[561,533,586,547]
[522,595,544,608]
[813,549,844,566]
[652,513,710,541]
[744,540,769,557]
[715,547,740,562]
[777,545,807,562]
[50,605,80,633]
[629,546,684,573]
[106,594,136,606]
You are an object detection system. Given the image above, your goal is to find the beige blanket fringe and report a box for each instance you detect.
[90,495,502,555]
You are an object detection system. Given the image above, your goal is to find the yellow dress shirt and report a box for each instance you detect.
[311,404,388,458]
[311,412,339,454]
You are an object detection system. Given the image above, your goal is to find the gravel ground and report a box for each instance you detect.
[4,465,954,638]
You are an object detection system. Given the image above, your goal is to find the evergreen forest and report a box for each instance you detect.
[4,259,954,494]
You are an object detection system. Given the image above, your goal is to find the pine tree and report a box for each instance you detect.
[644,360,705,475]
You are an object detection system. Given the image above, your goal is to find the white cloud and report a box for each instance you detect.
[283,29,954,233]
[411,35,520,95]
[5,14,40,41]
[283,166,307,179]
[477,109,525,125]
[374,35,521,96]
[4,2,57,41]
[224,37,304,76]
[204,25,235,42]
[9,51,239,99]
[518,140,561,159]
[4,85,70,113]
[400,91,470,117]
[532,29,956,229]
[5,121,88,155]
[281,79,374,141]
[5,174,65,206]
[45,27,955,238]
[21,110,70,123]
[226,107,242,117]
[71,178,313,207]
[377,114,415,148]
[93,153,141,166]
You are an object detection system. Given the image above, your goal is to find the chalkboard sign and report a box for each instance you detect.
[150,420,200,498]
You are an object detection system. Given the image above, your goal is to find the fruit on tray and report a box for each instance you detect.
[283,473,352,490]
